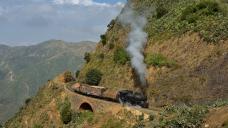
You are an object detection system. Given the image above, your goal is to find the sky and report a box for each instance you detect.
[0,0,126,46]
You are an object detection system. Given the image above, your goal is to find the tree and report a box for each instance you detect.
[59,99,72,124]
[107,19,115,29]
[75,70,80,78]
[85,69,102,86]
[114,48,130,65]
[84,52,91,63]
[63,71,75,83]
[108,43,115,50]
[100,34,107,46]
[25,98,31,105]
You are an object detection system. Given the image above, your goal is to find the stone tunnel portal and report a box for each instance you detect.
[79,102,93,112]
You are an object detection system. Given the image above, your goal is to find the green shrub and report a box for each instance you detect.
[101,118,124,128]
[149,114,155,121]
[75,70,80,78]
[72,111,94,125]
[63,71,75,83]
[85,69,102,85]
[33,124,43,128]
[222,120,228,128]
[211,100,228,107]
[181,0,223,21]
[59,99,72,124]
[138,114,144,121]
[97,53,104,60]
[132,121,145,128]
[114,48,130,65]
[221,0,228,3]
[144,0,227,43]
[100,34,107,46]
[107,19,115,29]
[25,98,31,105]
[84,52,91,63]
[145,53,176,68]
[156,6,168,18]
[109,43,115,50]
[158,105,209,128]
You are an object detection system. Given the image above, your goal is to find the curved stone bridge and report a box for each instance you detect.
[64,84,160,118]
[65,84,124,114]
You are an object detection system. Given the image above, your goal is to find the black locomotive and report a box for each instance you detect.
[116,90,149,108]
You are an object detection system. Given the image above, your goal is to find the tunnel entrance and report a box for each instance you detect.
[79,102,93,112]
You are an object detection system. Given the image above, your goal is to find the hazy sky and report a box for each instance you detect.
[0,0,126,46]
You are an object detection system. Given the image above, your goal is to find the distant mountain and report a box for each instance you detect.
[0,40,95,123]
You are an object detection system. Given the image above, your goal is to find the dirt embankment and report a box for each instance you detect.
[204,106,228,128]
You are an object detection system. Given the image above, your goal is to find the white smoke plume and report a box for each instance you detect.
[118,5,148,86]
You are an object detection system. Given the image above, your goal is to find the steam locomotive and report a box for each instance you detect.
[116,90,149,108]
[71,83,149,108]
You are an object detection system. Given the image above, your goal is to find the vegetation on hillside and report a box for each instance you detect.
[63,71,75,83]
[85,69,102,85]
[133,0,228,42]
[100,34,107,46]
[58,98,72,124]
[114,48,130,65]
[145,53,177,68]
[0,40,95,123]
[84,52,91,63]
[75,70,80,78]
[5,0,228,127]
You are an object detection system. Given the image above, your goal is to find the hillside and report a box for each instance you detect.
[78,0,228,106]
[5,75,133,128]
[4,0,228,128]
[0,40,95,123]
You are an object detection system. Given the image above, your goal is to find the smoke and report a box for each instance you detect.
[118,5,148,87]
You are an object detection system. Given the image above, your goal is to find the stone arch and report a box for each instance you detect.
[79,102,93,112]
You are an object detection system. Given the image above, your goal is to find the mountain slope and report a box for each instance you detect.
[0,40,95,123]
[4,0,228,127]
[78,0,228,106]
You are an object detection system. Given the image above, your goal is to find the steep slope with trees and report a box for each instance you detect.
[78,0,228,107]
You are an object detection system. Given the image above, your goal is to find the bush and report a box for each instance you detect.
[72,111,94,125]
[97,53,104,60]
[149,114,155,121]
[114,48,130,65]
[210,100,228,107]
[63,71,75,83]
[84,52,91,63]
[33,124,42,128]
[100,34,107,46]
[101,118,124,128]
[25,98,31,105]
[145,53,176,68]
[156,6,168,18]
[222,120,228,127]
[144,0,227,43]
[138,114,144,121]
[181,0,223,21]
[59,99,72,124]
[107,19,115,29]
[75,70,80,78]
[157,105,209,128]
[85,69,102,86]
[132,121,145,128]
[109,43,115,50]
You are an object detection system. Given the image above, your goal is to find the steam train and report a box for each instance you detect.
[71,83,149,108]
